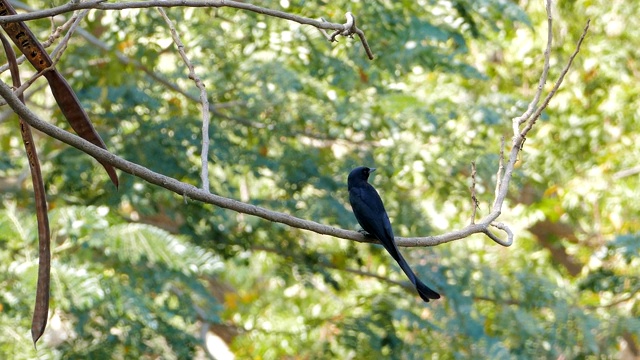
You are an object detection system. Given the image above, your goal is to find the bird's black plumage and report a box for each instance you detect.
[348,166,440,302]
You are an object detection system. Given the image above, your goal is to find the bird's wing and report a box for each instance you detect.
[349,185,401,260]
[380,211,395,242]
[349,185,388,234]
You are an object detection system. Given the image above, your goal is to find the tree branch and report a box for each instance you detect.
[469,161,478,225]
[459,1,589,247]
[156,7,212,193]
[520,19,590,137]
[512,0,553,130]
[0,78,509,248]
[0,0,374,59]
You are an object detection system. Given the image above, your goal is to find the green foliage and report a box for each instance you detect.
[0,205,221,358]
[0,0,638,358]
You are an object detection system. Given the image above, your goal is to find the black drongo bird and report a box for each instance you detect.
[348,166,440,302]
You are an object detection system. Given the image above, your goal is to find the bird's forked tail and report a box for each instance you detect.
[415,278,440,302]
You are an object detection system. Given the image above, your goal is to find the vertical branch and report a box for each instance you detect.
[512,0,554,132]
[493,136,505,211]
[469,161,479,225]
[0,32,51,347]
[521,18,590,136]
[157,7,212,193]
[495,0,556,215]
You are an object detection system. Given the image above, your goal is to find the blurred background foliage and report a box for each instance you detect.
[0,0,638,358]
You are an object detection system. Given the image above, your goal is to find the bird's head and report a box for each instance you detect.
[348,166,376,188]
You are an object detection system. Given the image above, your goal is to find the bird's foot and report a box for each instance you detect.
[357,229,375,238]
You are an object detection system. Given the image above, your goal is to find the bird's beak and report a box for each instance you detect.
[369,168,377,172]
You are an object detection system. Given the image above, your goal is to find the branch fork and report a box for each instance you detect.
[319,12,374,59]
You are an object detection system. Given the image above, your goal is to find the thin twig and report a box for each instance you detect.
[492,136,505,211]
[613,165,640,179]
[520,19,591,137]
[586,287,640,309]
[0,69,45,106]
[469,161,478,225]
[354,28,374,60]
[49,9,89,65]
[512,0,553,130]
[323,12,373,59]
[318,17,332,40]
[156,7,212,193]
[489,223,513,247]
[329,12,354,41]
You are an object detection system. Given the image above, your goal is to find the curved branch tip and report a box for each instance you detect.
[488,222,514,247]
